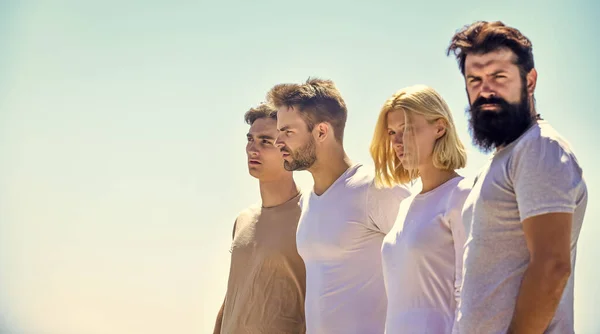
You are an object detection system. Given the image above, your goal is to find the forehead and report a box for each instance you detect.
[276,105,306,127]
[387,109,426,127]
[249,117,278,135]
[387,109,406,126]
[465,48,518,73]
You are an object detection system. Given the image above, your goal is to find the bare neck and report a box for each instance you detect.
[417,163,459,194]
[309,145,352,196]
[259,175,299,208]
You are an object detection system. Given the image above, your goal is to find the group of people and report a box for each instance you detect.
[213,21,588,334]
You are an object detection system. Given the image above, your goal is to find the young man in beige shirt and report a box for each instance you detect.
[213,103,306,334]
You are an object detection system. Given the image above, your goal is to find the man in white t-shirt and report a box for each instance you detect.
[266,77,411,333]
[447,21,588,333]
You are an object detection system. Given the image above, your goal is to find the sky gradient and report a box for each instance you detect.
[0,0,598,333]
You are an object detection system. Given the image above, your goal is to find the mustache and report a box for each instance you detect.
[471,96,510,110]
[280,147,290,153]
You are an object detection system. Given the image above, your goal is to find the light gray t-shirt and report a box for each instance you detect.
[457,121,588,334]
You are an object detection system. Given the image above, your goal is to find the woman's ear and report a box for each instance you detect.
[434,119,447,140]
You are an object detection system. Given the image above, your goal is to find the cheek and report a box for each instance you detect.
[285,138,296,148]
[507,84,524,103]
[288,136,307,150]
[263,147,285,162]
[495,77,522,102]
[465,85,476,100]
[417,135,432,154]
[410,132,436,156]
[282,135,296,147]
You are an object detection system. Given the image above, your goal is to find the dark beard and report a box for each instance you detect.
[282,137,317,171]
[467,88,533,153]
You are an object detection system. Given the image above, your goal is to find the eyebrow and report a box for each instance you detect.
[490,70,507,76]
[247,133,275,140]
[387,123,406,129]
[278,125,290,132]
[466,69,508,79]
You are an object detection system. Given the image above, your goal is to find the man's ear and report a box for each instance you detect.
[315,122,330,142]
[526,68,537,96]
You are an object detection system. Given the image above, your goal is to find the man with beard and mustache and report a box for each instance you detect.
[447,21,588,334]
[267,77,411,334]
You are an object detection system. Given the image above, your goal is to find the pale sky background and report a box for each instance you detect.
[0,0,598,333]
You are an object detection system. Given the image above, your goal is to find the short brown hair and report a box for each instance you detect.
[447,21,535,77]
[266,77,347,142]
[244,103,277,125]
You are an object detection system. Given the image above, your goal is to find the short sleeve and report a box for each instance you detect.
[510,135,584,222]
[228,219,238,254]
[366,182,412,234]
[231,219,238,240]
[445,179,472,330]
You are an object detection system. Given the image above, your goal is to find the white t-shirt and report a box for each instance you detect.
[296,163,411,334]
[381,176,471,334]
[458,121,587,333]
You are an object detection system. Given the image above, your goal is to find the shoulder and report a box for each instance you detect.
[347,164,377,189]
[511,122,582,172]
[454,177,474,195]
[234,204,261,229]
[514,122,577,158]
[447,177,473,208]
[368,181,412,207]
[357,165,412,201]
[331,164,378,201]
[238,203,261,218]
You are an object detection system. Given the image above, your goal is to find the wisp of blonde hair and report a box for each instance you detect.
[370,84,467,187]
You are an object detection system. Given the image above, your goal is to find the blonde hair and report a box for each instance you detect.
[370,85,467,187]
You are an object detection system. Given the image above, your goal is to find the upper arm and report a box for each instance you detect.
[447,180,471,248]
[511,137,583,221]
[522,212,572,265]
[367,183,411,234]
[511,137,581,265]
[446,181,471,302]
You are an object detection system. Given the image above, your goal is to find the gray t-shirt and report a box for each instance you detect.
[457,121,588,334]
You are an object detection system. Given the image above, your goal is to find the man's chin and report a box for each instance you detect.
[283,162,297,172]
[283,161,308,172]
[248,167,261,177]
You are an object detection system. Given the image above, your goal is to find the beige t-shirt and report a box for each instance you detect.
[221,193,306,334]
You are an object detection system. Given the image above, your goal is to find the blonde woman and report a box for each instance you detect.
[370,85,471,333]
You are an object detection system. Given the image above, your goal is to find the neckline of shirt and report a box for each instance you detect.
[310,163,363,200]
[413,175,464,200]
[260,191,302,211]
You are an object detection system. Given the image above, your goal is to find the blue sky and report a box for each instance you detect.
[0,0,598,333]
